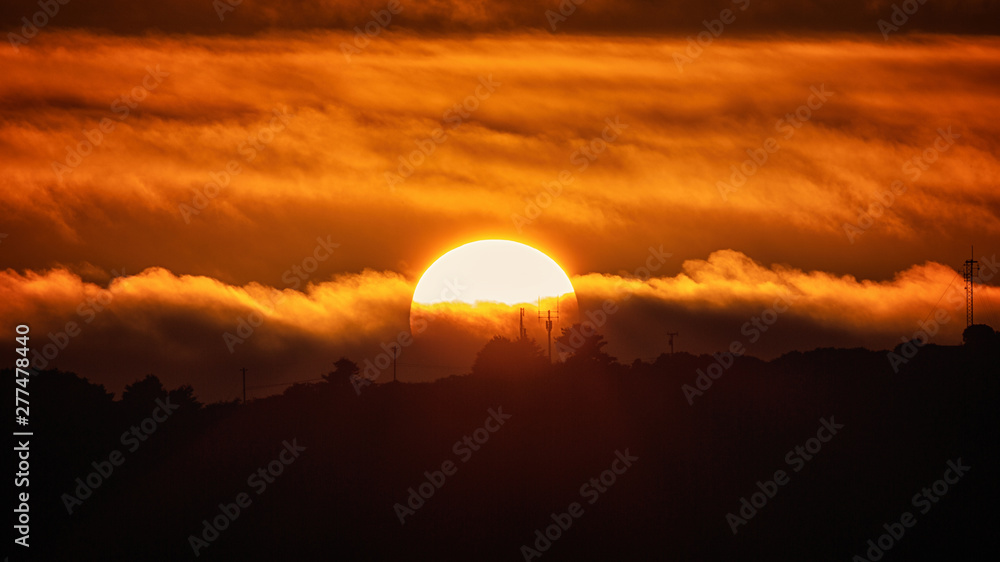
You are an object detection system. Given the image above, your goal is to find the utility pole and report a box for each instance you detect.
[240,367,247,404]
[538,297,559,363]
[667,332,678,355]
[964,245,980,327]
[393,344,398,382]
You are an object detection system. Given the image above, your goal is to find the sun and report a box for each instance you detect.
[412,240,575,306]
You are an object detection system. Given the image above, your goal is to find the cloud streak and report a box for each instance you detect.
[1,32,998,287]
[4,250,997,401]
[2,0,997,35]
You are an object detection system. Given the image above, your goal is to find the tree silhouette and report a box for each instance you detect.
[554,323,617,370]
[324,357,360,386]
[122,373,201,414]
[167,383,202,413]
[472,335,549,377]
[963,324,999,349]
[122,373,167,404]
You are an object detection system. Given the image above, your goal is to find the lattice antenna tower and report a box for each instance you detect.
[963,246,980,327]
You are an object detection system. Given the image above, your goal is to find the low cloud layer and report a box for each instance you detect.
[4,250,997,401]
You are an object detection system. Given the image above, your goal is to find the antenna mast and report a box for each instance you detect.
[667,332,678,355]
[538,297,560,363]
[963,246,980,327]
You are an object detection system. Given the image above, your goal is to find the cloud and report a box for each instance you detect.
[2,30,998,400]
[1,32,998,288]
[1,0,996,35]
[4,250,997,401]
[1,265,414,399]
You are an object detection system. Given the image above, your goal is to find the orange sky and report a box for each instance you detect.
[1,25,998,400]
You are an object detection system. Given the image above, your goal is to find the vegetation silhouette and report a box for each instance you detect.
[9,326,999,561]
[472,336,548,378]
[322,356,362,391]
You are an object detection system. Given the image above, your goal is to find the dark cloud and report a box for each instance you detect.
[1,0,997,36]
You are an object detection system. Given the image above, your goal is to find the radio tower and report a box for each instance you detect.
[538,297,559,363]
[963,246,980,327]
[667,332,678,355]
[519,307,527,340]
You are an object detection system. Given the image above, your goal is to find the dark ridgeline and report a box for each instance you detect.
[10,326,1000,562]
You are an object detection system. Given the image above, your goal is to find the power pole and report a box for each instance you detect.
[667,332,678,355]
[392,344,398,382]
[538,297,559,363]
[963,246,980,327]
[240,367,247,404]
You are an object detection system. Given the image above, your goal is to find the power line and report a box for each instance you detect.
[243,362,469,392]
[918,270,961,330]
[975,285,999,329]
[397,362,467,369]
[246,376,325,391]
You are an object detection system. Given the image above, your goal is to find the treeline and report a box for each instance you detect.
[6,326,999,561]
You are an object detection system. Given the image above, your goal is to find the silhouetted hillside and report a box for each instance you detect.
[8,336,999,561]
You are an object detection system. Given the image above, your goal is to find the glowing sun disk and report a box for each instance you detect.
[412,240,574,306]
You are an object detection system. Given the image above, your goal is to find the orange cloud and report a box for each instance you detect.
[1,32,998,287]
[573,249,998,338]
[3,249,997,401]
[2,30,998,400]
